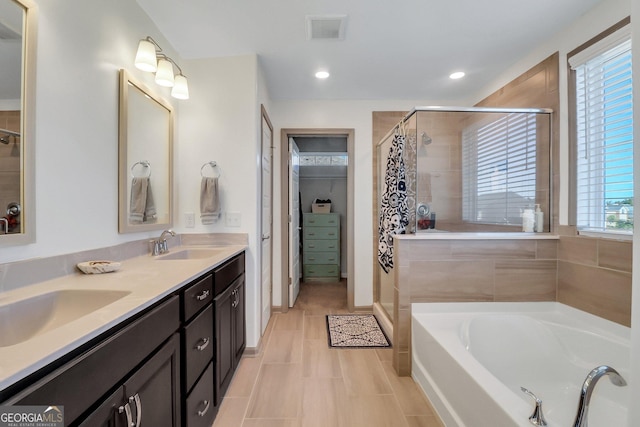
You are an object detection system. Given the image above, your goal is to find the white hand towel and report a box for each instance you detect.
[144,179,157,223]
[200,177,220,224]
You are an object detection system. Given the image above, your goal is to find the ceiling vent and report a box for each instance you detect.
[306,15,347,40]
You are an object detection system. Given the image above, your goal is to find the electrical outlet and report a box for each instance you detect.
[226,212,241,227]
[185,212,195,228]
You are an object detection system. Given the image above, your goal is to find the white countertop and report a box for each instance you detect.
[0,244,246,392]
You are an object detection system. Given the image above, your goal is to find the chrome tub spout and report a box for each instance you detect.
[573,365,626,427]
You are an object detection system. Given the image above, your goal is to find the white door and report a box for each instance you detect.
[260,113,273,334]
[288,138,301,307]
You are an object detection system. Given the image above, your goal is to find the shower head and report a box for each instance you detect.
[421,132,432,145]
[0,137,9,145]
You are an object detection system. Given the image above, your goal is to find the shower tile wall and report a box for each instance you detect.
[0,111,21,221]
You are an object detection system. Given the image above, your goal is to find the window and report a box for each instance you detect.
[462,113,538,225]
[569,22,633,233]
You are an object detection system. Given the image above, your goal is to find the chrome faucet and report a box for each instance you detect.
[520,387,547,426]
[573,365,627,427]
[151,229,176,256]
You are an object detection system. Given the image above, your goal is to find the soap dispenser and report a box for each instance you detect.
[534,204,544,233]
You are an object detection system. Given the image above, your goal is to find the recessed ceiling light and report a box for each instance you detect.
[315,71,330,79]
[449,71,465,80]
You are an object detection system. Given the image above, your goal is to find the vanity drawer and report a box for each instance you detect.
[185,362,216,427]
[214,253,245,296]
[303,252,339,265]
[303,239,339,252]
[183,274,213,322]
[303,227,338,240]
[183,305,214,392]
[303,213,339,227]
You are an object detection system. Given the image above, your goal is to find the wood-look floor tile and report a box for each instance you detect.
[301,377,349,427]
[345,395,409,427]
[303,315,327,340]
[243,419,301,427]
[302,339,341,378]
[338,349,393,396]
[263,329,303,363]
[226,356,262,397]
[247,363,302,419]
[381,361,435,416]
[213,397,249,427]
[274,309,305,331]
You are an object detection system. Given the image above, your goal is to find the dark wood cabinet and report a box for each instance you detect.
[213,253,245,406]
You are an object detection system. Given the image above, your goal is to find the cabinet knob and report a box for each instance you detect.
[197,399,211,417]
[195,337,210,351]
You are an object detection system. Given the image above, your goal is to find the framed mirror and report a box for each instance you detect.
[118,69,173,233]
[0,0,36,246]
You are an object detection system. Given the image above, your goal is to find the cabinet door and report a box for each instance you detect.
[123,334,181,427]
[77,387,125,427]
[214,285,234,405]
[233,277,246,368]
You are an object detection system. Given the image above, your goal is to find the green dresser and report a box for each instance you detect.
[302,213,340,281]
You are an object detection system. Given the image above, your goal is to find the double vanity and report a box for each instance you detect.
[0,238,246,426]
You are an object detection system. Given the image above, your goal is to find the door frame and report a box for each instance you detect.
[279,128,355,312]
[260,105,273,333]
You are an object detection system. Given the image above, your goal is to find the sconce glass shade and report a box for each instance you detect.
[171,74,190,100]
[155,58,175,87]
[134,39,157,72]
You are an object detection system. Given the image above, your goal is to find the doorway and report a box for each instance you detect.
[279,129,355,312]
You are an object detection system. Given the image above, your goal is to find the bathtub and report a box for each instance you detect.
[411,302,630,427]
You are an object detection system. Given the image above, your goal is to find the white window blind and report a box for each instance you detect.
[571,29,633,233]
[462,113,537,225]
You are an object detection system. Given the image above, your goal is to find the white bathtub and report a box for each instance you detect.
[411,302,630,427]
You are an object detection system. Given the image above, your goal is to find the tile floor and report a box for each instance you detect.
[213,280,444,427]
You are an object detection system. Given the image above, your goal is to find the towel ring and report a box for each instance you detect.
[201,161,221,178]
[131,160,151,178]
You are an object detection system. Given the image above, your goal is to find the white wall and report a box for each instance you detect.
[177,54,262,348]
[0,0,181,264]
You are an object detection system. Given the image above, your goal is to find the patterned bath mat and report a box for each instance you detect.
[326,314,390,348]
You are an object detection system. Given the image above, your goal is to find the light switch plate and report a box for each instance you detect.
[226,212,241,227]
[185,212,195,228]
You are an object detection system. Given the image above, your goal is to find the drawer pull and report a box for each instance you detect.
[195,337,210,351]
[197,399,211,417]
[328,232,336,236]
[119,403,134,427]
[308,257,316,261]
[308,232,315,236]
[195,289,210,301]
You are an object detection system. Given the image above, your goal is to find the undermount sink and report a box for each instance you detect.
[0,289,131,348]
[156,248,225,260]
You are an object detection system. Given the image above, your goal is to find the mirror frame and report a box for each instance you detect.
[0,0,37,246]
[118,69,174,233]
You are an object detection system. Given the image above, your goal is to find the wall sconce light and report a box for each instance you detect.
[134,36,189,100]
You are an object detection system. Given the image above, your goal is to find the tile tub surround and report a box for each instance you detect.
[391,231,633,376]
[0,234,247,390]
[392,233,559,376]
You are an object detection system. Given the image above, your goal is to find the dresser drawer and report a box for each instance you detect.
[184,305,214,392]
[186,362,216,427]
[303,213,339,227]
[303,252,339,265]
[183,274,213,322]
[303,226,338,240]
[303,239,339,252]
[303,264,340,278]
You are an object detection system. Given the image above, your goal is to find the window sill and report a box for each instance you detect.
[577,229,632,241]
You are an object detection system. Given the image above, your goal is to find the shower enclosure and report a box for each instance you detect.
[375,107,553,321]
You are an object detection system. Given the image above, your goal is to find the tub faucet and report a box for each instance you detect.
[520,387,547,426]
[573,365,627,427]
[151,229,176,256]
